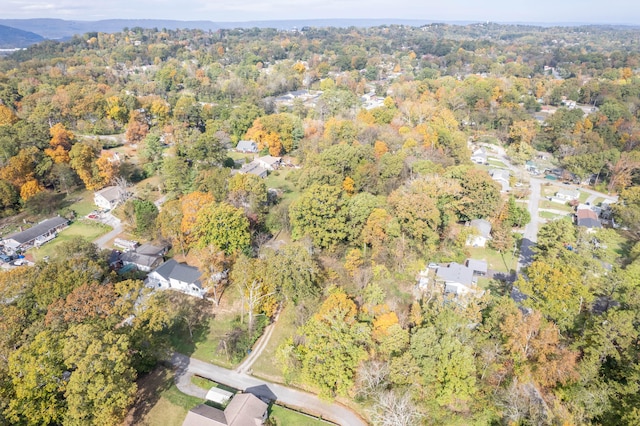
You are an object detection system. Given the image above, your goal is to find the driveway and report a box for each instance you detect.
[170,353,368,426]
[93,213,123,249]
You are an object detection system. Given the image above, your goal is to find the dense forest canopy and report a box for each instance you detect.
[1,22,640,425]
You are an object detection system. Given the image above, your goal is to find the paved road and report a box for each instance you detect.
[170,353,367,426]
[517,177,542,272]
[93,213,123,249]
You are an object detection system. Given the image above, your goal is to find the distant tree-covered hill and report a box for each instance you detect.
[0,24,43,48]
[0,18,442,40]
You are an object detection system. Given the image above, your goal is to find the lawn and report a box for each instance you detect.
[486,158,507,168]
[190,375,237,394]
[126,367,204,426]
[29,219,111,261]
[579,191,590,203]
[65,189,97,217]
[265,169,299,202]
[269,405,332,426]
[539,199,574,213]
[251,304,298,382]
[539,211,570,220]
[467,245,518,274]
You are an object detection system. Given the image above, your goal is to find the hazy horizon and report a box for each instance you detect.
[2,0,639,26]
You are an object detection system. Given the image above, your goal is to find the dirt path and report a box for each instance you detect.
[235,308,281,374]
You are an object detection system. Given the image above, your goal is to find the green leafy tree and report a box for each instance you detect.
[289,184,348,249]
[63,324,136,426]
[295,289,370,398]
[516,260,593,331]
[6,330,66,425]
[132,199,159,235]
[192,202,251,255]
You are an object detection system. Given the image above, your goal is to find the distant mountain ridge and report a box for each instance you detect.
[1,18,451,40]
[0,24,44,48]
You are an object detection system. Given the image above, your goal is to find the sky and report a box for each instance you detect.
[1,0,639,25]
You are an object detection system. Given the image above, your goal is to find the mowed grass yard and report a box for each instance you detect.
[467,245,519,275]
[269,405,333,426]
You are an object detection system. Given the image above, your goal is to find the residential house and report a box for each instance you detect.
[576,209,601,231]
[94,186,123,210]
[489,169,511,192]
[182,393,268,426]
[145,259,205,297]
[119,243,168,272]
[470,148,487,164]
[255,156,281,171]
[238,162,268,179]
[465,259,488,276]
[466,219,492,248]
[236,140,258,153]
[2,217,68,251]
[552,188,580,204]
[435,263,478,296]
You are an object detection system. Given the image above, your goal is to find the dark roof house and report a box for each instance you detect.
[146,259,205,297]
[576,209,601,230]
[2,217,68,250]
[465,259,488,276]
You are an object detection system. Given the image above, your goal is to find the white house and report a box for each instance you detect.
[94,186,123,210]
[552,188,580,203]
[466,219,492,248]
[489,169,511,192]
[236,140,258,153]
[255,155,281,171]
[145,259,205,297]
[470,148,487,164]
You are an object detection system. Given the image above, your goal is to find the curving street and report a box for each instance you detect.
[170,353,368,426]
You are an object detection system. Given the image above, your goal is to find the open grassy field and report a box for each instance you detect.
[29,220,111,261]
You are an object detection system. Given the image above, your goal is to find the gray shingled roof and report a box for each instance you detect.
[239,162,267,177]
[182,403,227,426]
[4,217,68,245]
[120,251,162,268]
[153,259,202,285]
[466,259,488,274]
[576,209,602,228]
[236,140,257,152]
[95,185,122,202]
[135,243,168,256]
[224,393,268,426]
[436,262,475,287]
